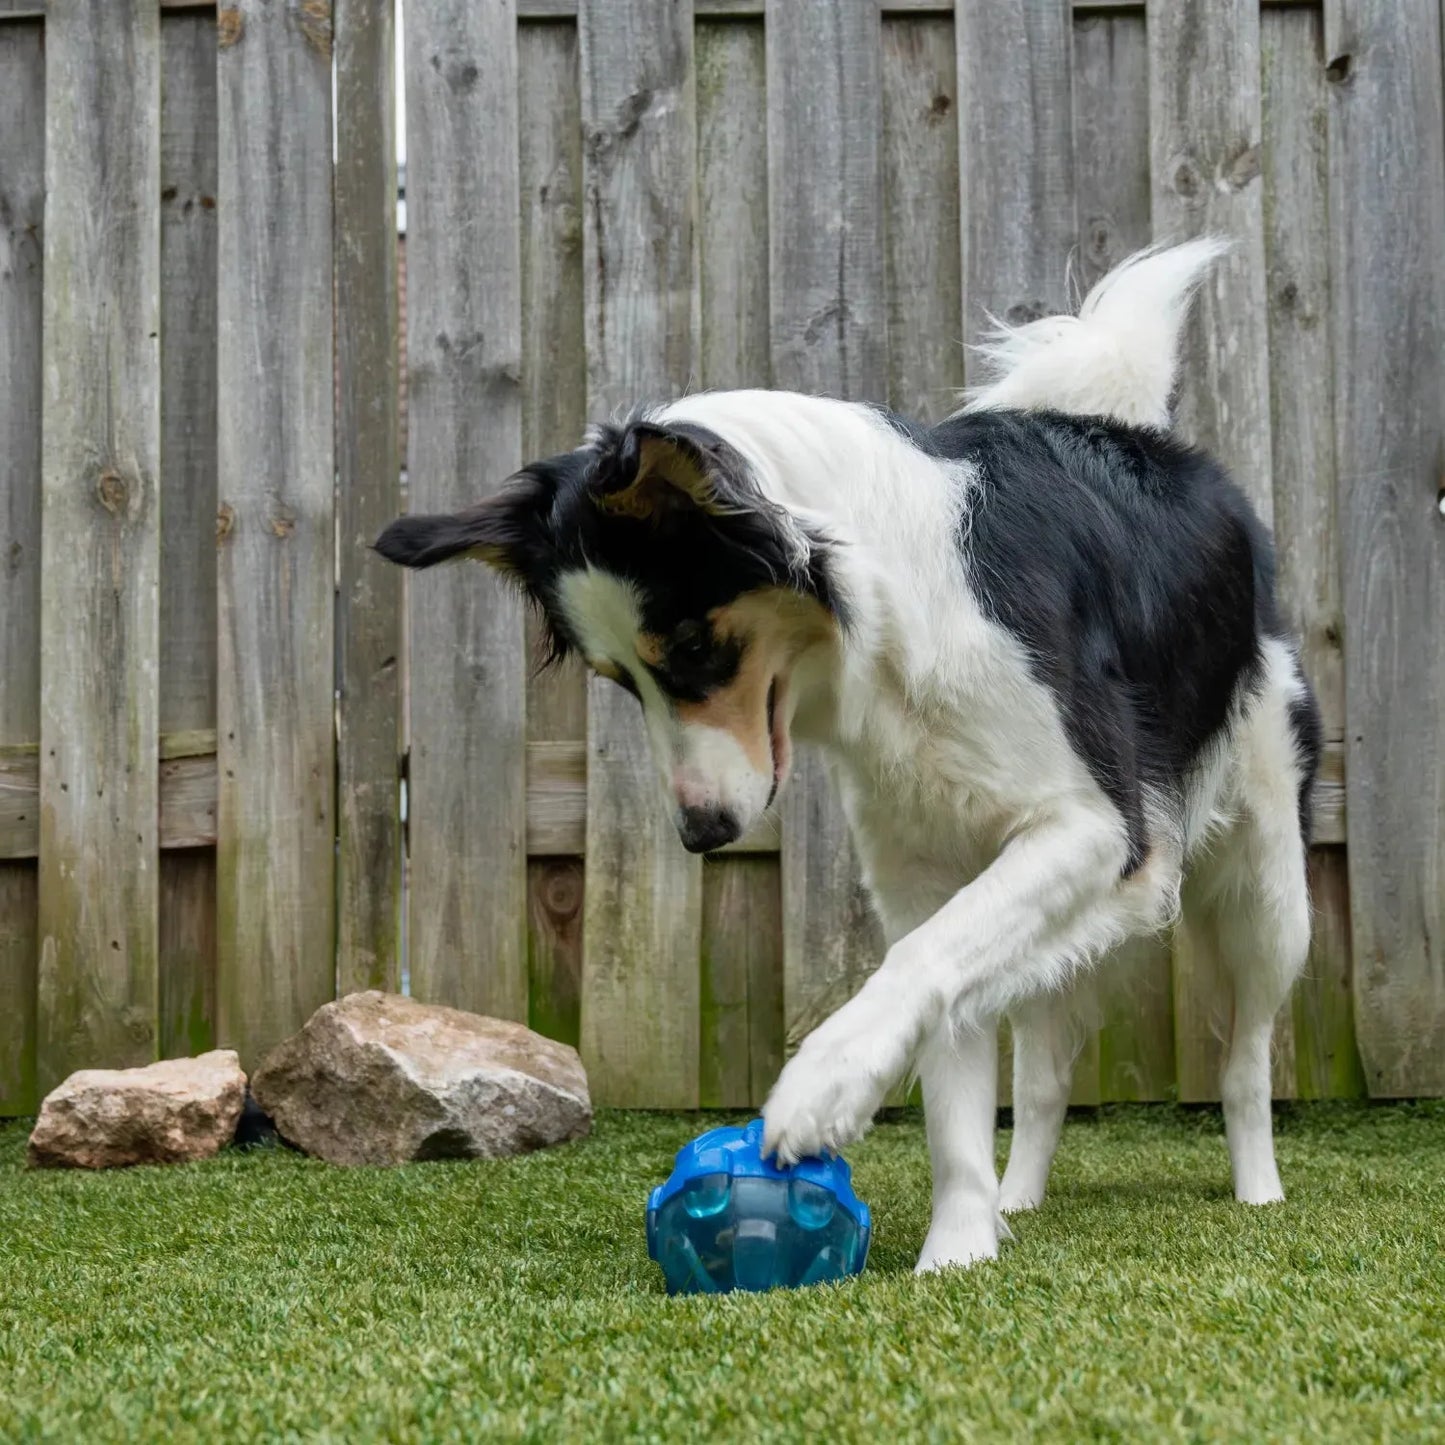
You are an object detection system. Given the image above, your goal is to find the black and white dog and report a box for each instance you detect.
[378,241,1319,1272]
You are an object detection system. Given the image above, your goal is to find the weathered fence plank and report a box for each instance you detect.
[957,0,1075,358]
[1261,2,1357,1097]
[158,9,217,1059]
[519,18,588,745]
[768,0,888,1058]
[216,0,335,1068]
[519,19,588,1047]
[37,0,161,1090]
[701,857,784,1108]
[882,14,963,424]
[1295,848,1364,1098]
[1325,0,1445,1096]
[0,19,43,1114]
[1074,8,1176,1103]
[1151,0,1274,1102]
[404,0,528,1022]
[696,16,781,1105]
[577,0,703,1107]
[336,0,401,997]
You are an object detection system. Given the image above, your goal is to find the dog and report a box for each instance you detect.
[377,241,1320,1272]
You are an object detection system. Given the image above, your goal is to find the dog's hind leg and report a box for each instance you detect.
[999,988,1081,1212]
[916,1021,1004,1272]
[1189,647,1316,1203]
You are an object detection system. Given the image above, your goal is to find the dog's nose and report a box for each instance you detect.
[676,803,741,854]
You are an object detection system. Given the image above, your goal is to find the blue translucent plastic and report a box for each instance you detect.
[646,1118,871,1295]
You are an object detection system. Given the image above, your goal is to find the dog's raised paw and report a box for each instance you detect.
[761,1039,890,1165]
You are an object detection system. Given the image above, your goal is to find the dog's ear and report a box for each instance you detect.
[590,422,743,522]
[374,469,553,580]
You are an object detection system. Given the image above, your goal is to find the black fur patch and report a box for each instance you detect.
[911,408,1284,873]
[374,416,844,680]
[1286,684,1323,846]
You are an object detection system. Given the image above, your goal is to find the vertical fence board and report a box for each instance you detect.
[1325,0,1445,1096]
[1262,2,1353,1098]
[37,0,161,1089]
[578,0,702,1106]
[217,0,336,1068]
[520,19,588,743]
[696,17,781,1105]
[1075,9,1175,1103]
[520,19,588,1046]
[1295,848,1365,1098]
[701,857,783,1109]
[1151,0,1273,1102]
[957,0,1075,364]
[336,0,401,997]
[768,0,887,1057]
[0,19,42,1113]
[883,14,963,424]
[404,0,528,1021]
[158,10,218,1057]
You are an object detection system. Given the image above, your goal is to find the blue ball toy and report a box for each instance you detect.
[646,1118,871,1295]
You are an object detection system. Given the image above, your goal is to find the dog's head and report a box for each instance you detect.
[376,414,845,852]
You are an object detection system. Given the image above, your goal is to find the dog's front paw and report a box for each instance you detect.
[761,1024,899,1165]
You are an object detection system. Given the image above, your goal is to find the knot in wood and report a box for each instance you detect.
[298,0,332,59]
[1219,144,1261,193]
[217,7,243,49]
[216,503,235,542]
[1167,152,1204,202]
[96,468,129,515]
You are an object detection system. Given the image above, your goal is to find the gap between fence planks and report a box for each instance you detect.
[577,0,703,1108]
[37,0,162,1093]
[216,0,336,1071]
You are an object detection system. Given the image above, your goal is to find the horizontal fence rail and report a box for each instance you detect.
[1,0,1440,1115]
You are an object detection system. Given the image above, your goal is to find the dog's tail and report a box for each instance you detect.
[959,238,1229,428]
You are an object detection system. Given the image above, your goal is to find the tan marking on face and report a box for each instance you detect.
[672,588,838,772]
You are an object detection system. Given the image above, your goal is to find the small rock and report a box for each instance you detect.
[28,1051,247,1169]
[250,992,592,1166]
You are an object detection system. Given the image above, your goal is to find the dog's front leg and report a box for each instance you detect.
[762,804,1128,1167]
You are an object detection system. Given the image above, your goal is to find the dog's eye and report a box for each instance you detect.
[670,624,710,665]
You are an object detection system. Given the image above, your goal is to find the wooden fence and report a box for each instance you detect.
[1,0,1442,1116]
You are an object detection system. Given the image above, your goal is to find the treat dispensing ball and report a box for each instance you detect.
[646,1118,871,1295]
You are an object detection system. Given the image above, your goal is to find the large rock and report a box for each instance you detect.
[250,992,592,1166]
[27,1051,247,1169]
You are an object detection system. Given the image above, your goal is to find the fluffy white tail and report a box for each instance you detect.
[960,239,1229,428]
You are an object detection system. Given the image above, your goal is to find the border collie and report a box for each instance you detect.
[378,241,1320,1272]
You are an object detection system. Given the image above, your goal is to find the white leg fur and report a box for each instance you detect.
[914,1025,1004,1272]
[999,990,1079,1212]
[1191,642,1314,1204]
[762,802,1162,1167]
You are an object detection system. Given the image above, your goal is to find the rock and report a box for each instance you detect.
[250,992,592,1166]
[27,1051,247,1169]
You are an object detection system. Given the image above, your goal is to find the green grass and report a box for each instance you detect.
[2,1103,1443,1443]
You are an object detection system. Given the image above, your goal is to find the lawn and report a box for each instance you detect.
[2,1103,1442,1443]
